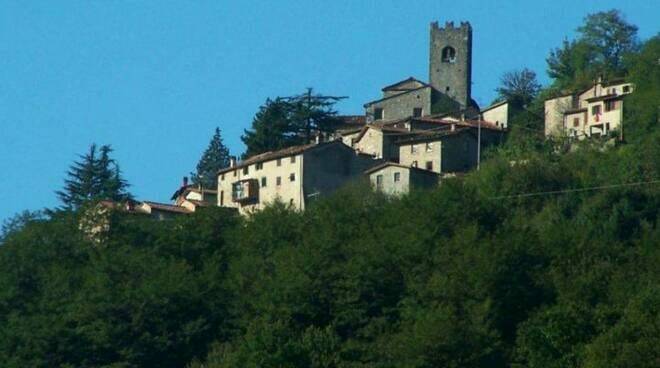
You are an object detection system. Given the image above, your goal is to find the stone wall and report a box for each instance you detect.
[365,87,432,123]
[429,21,472,109]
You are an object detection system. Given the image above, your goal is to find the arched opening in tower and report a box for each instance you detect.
[441,46,456,63]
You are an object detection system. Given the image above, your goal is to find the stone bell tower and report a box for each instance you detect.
[429,21,472,109]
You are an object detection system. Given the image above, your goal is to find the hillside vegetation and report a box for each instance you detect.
[1,12,658,368]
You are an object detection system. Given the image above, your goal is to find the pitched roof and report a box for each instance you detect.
[170,184,218,201]
[394,127,472,145]
[336,115,366,126]
[480,99,508,113]
[381,77,429,92]
[363,84,432,107]
[142,201,192,214]
[363,161,440,176]
[218,141,345,175]
[352,123,415,144]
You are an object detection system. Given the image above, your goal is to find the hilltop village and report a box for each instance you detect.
[116,20,634,218]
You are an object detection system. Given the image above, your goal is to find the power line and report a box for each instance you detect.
[490,179,660,200]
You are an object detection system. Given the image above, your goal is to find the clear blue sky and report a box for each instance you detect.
[1,0,657,222]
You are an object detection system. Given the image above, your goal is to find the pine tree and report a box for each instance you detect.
[56,144,132,209]
[191,127,231,188]
[241,99,300,158]
[241,89,346,157]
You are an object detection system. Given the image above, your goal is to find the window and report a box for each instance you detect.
[441,46,456,63]
[411,144,418,154]
[425,142,433,152]
[242,166,249,175]
[289,173,295,182]
[573,117,580,127]
[290,156,296,163]
[623,85,630,93]
[256,162,263,170]
[413,107,423,118]
[374,108,384,120]
[605,100,616,112]
[591,105,601,116]
[376,174,383,190]
[220,191,224,206]
[261,177,267,187]
[426,161,433,171]
[233,170,237,177]
[394,172,401,182]
[220,174,224,181]
[445,86,450,92]
[276,158,282,167]
[412,160,418,168]
[276,176,282,186]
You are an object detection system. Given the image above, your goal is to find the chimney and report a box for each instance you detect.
[230,156,237,168]
[182,176,188,187]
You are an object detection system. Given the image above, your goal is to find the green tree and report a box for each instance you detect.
[191,127,231,188]
[547,9,639,90]
[577,9,639,74]
[56,144,131,209]
[495,68,541,109]
[241,89,346,158]
[241,98,300,158]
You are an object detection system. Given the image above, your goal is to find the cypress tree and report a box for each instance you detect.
[191,127,231,188]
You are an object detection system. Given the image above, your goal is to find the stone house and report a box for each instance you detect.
[544,78,634,138]
[365,162,440,196]
[217,141,382,215]
[364,21,480,123]
[396,122,503,174]
[340,116,504,171]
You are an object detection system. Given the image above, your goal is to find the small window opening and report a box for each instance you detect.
[441,46,456,63]
[413,107,423,118]
[374,108,384,120]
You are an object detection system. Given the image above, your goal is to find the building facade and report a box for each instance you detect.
[217,141,382,215]
[366,162,440,196]
[544,78,633,139]
[363,21,479,123]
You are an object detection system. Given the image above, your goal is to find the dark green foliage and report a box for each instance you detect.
[495,68,541,109]
[547,9,639,91]
[56,144,132,209]
[2,13,659,368]
[0,208,238,367]
[241,88,345,158]
[191,127,231,188]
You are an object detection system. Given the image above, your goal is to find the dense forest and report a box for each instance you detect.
[1,10,658,368]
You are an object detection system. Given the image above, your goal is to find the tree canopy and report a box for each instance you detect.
[241,88,345,158]
[56,144,131,209]
[547,9,639,91]
[494,67,541,108]
[1,9,659,368]
[191,127,231,188]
